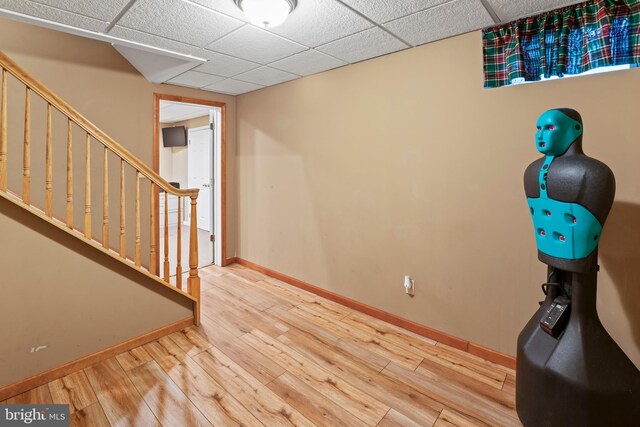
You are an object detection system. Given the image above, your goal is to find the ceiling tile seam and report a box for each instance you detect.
[202,88,238,95]
[166,76,264,91]
[200,48,263,69]
[332,0,411,48]
[202,23,250,50]
[163,57,280,85]
[232,71,302,85]
[225,79,266,87]
[417,25,490,48]
[209,23,311,51]
[103,0,139,33]
[381,0,462,35]
[477,0,500,24]
[183,0,245,23]
[169,68,228,82]
[200,79,266,94]
[164,80,210,90]
[190,65,246,78]
[10,0,110,27]
[181,0,245,25]
[260,48,345,72]
[306,49,346,65]
[314,25,408,62]
[346,44,411,66]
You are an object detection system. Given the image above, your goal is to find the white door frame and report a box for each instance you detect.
[211,109,222,266]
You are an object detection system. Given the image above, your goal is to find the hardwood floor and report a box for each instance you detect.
[6,264,521,426]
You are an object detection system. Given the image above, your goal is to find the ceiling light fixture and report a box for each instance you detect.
[234,0,297,29]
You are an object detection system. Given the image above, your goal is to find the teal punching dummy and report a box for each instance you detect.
[517,109,640,426]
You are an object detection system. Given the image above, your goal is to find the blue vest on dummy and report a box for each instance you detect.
[527,156,602,259]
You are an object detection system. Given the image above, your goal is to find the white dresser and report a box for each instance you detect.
[159,193,179,226]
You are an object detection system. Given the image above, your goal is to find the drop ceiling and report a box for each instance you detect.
[160,100,213,123]
[0,0,583,95]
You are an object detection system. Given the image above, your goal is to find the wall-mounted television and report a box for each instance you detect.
[162,126,187,147]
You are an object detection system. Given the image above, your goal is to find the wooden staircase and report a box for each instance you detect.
[0,50,201,324]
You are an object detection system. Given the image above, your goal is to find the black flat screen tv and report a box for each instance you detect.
[162,126,187,147]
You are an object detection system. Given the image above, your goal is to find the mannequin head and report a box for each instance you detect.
[535,109,583,156]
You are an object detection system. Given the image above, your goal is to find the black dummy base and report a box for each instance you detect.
[516,262,640,426]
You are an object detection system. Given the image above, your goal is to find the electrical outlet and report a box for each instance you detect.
[404,275,415,297]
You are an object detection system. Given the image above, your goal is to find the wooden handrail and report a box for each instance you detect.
[0,51,198,198]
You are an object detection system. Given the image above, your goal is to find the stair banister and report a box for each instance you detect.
[0,50,201,325]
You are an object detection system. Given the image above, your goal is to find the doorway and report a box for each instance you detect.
[153,94,226,272]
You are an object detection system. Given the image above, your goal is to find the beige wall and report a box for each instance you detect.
[0,197,193,386]
[0,18,236,260]
[237,31,640,366]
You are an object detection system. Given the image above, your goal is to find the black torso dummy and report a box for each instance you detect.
[517,108,640,427]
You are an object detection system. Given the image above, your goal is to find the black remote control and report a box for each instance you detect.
[540,297,571,338]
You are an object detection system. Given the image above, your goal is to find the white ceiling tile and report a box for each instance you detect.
[339,0,449,24]
[109,26,198,55]
[28,0,131,22]
[270,49,346,76]
[317,27,407,64]
[485,0,584,23]
[0,0,108,32]
[202,78,264,95]
[384,0,494,47]
[166,70,226,88]
[118,0,243,47]
[234,66,299,86]
[266,0,373,47]
[160,103,212,122]
[192,49,260,77]
[189,0,247,22]
[206,25,306,64]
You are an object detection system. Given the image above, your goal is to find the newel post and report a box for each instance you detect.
[187,194,201,325]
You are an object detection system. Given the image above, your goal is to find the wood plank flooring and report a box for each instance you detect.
[6,263,521,426]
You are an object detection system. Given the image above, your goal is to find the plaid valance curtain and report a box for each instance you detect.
[482,0,640,88]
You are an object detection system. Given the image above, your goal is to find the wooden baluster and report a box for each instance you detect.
[163,191,170,282]
[135,171,141,266]
[176,196,182,290]
[188,195,200,325]
[103,147,109,248]
[150,183,157,275]
[0,68,6,192]
[23,87,30,203]
[45,104,53,216]
[119,159,126,258]
[66,120,73,227]
[84,134,91,238]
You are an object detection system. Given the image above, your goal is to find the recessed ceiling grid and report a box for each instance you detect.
[0,0,585,95]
